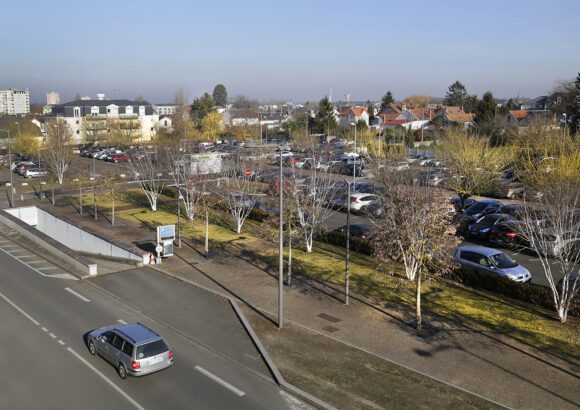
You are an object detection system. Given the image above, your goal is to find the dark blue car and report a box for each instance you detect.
[468,213,512,240]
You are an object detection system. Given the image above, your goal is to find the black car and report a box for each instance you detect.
[488,219,528,248]
[464,200,503,221]
[468,213,512,240]
[334,223,373,240]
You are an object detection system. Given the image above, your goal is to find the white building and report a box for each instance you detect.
[49,94,159,144]
[46,91,60,105]
[0,88,30,115]
[155,104,178,116]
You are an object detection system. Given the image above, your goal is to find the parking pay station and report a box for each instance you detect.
[156,224,176,259]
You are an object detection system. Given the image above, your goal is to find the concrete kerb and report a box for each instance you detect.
[150,265,335,410]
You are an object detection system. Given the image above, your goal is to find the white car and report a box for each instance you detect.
[348,193,381,212]
[294,158,314,169]
[24,168,49,178]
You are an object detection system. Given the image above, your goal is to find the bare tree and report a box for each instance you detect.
[290,146,342,253]
[216,155,264,233]
[43,119,75,184]
[128,146,166,211]
[519,175,580,323]
[98,169,124,226]
[372,171,458,332]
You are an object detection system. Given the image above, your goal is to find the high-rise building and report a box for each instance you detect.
[46,91,60,105]
[0,88,30,115]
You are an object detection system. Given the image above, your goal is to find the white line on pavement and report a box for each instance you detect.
[42,327,48,332]
[64,287,91,303]
[117,319,128,325]
[0,291,40,326]
[194,365,246,397]
[67,347,144,410]
[58,340,65,346]
[49,333,57,339]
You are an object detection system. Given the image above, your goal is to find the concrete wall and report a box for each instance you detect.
[35,208,144,263]
[5,206,38,226]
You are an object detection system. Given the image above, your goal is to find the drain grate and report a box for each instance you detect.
[317,313,342,323]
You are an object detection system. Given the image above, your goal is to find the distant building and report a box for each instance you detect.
[0,88,30,115]
[155,104,178,116]
[223,109,259,126]
[339,106,369,127]
[46,92,60,105]
[49,94,159,144]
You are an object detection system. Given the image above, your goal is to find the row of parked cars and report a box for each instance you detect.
[11,159,49,178]
[79,147,130,163]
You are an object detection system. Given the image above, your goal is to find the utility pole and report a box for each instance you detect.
[1,129,14,207]
[345,179,351,305]
[562,113,568,150]
[278,146,284,329]
[176,164,182,248]
[93,154,97,220]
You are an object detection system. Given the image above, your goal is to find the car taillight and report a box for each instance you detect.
[131,360,141,369]
[168,350,173,359]
[505,232,517,239]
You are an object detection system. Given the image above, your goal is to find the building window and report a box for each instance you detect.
[139,106,145,117]
[76,120,79,125]
[74,107,80,117]
[126,106,133,116]
[76,130,80,134]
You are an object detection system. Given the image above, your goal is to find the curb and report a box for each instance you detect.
[151,265,336,410]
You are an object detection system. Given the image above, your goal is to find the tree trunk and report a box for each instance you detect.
[305,233,313,253]
[416,269,422,333]
[205,208,209,258]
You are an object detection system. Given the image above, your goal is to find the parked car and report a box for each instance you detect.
[556,272,580,296]
[532,228,580,258]
[363,197,386,218]
[294,157,314,169]
[87,322,174,379]
[334,223,373,240]
[488,219,528,249]
[110,154,130,163]
[467,214,513,240]
[348,192,381,212]
[24,168,49,178]
[453,245,532,283]
[464,200,503,222]
[449,196,477,213]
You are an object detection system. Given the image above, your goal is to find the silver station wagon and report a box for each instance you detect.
[88,322,173,379]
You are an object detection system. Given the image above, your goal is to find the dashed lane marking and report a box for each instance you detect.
[64,287,91,303]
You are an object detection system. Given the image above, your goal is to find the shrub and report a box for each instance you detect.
[447,266,579,316]
[314,230,373,255]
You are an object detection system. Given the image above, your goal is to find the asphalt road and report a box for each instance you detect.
[0,239,292,409]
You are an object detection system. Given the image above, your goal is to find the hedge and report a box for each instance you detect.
[314,230,373,255]
[447,266,579,317]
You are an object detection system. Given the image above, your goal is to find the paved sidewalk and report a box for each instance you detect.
[43,202,580,409]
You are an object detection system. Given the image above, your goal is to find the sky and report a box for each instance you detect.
[2,0,579,104]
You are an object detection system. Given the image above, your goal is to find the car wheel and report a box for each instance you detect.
[88,341,96,355]
[117,363,127,379]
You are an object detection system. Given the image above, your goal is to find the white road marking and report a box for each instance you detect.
[58,340,65,346]
[0,291,40,326]
[194,365,246,397]
[37,266,60,270]
[117,319,128,325]
[67,347,144,410]
[0,247,75,280]
[49,333,57,339]
[64,287,91,302]
[41,327,48,332]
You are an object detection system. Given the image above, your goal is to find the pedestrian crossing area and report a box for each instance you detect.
[0,230,76,280]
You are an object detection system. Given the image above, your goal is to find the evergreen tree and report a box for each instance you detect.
[463,94,479,113]
[570,72,580,135]
[443,81,468,108]
[367,100,375,123]
[313,96,337,135]
[379,91,394,113]
[212,84,228,107]
[190,93,216,126]
[474,91,497,124]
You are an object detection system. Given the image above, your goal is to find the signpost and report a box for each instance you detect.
[245,169,251,177]
[156,224,176,258]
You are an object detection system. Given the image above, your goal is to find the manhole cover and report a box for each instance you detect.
[316,313,342,323]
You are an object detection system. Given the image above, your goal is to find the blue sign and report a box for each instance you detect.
[157,225,176,242]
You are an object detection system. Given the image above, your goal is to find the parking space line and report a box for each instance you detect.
[42,327,48,332]
[49,333,57,339]
[58,340,65,346]
[64,287,91,302]
[67,347,145,410]
[194,365,246,397]
[0,290,40,326]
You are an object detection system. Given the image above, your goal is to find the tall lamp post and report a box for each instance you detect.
[562,113,567,149]
[1,129,14,207]
[344,179,351,305]
[278,145,284,329]
[349,122,357,186]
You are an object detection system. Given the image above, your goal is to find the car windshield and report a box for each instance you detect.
[135,339,169,359]
[489,253,518,269]
[466,203,486,214]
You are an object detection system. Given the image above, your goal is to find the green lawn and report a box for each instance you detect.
[87,190,580,360]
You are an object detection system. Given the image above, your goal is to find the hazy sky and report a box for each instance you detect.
[2,0,579,104]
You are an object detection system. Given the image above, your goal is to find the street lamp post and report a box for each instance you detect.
[278,145,284,329]
[344,179,351,305]
[562,113,567,149]
[93,155,97,220]
[350,122,357,186]
[1,129,14,207]
[176,165,182,248]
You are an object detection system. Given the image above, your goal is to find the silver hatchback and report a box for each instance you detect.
[88,322,173,379]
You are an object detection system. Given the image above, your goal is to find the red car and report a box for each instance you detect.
[111,154,130,163]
